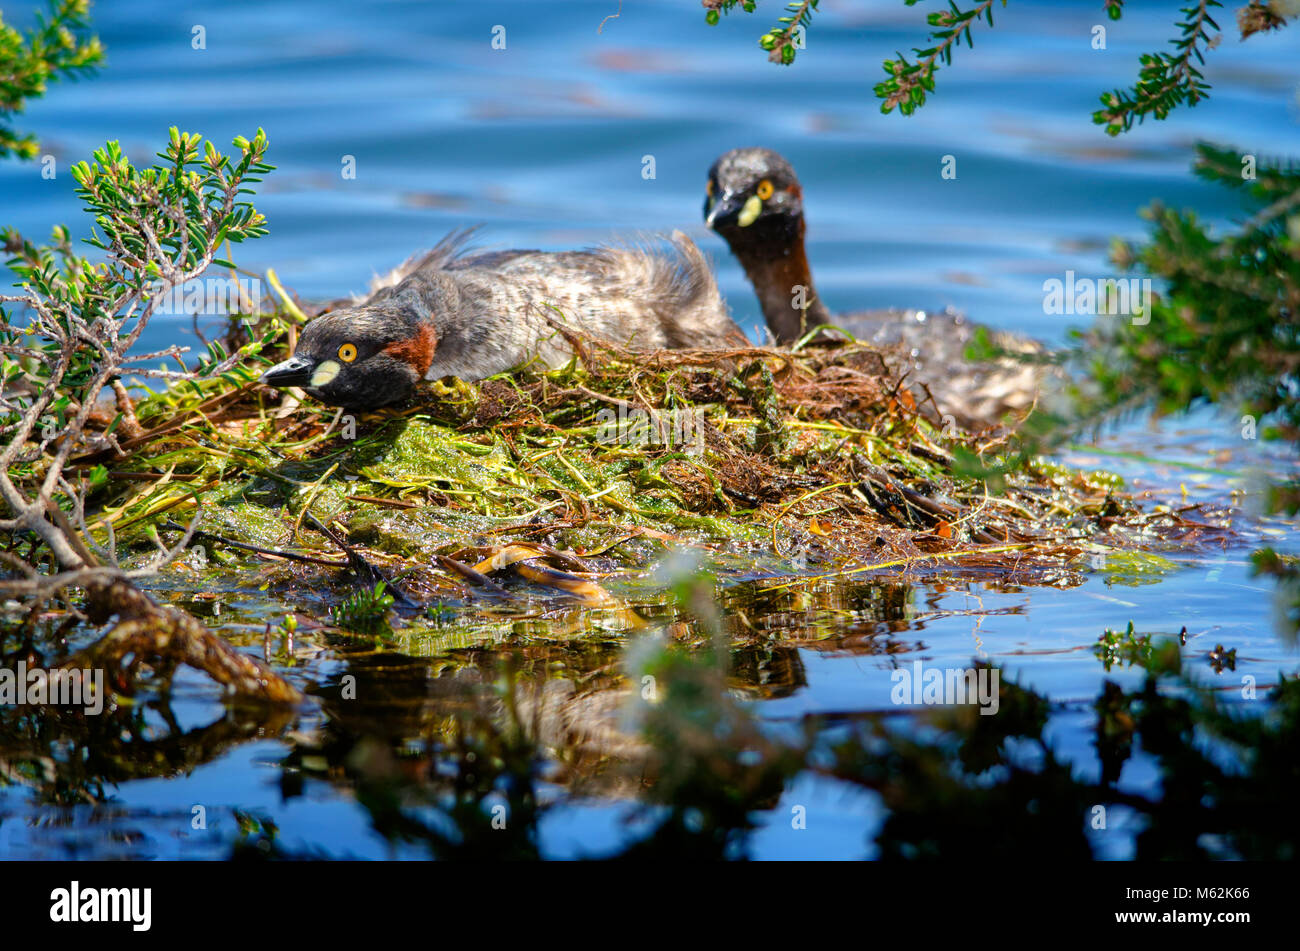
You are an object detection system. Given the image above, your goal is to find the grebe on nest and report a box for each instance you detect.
[261,230,749,409]
[704,147,1049,429]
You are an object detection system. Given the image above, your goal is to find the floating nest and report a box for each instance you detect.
[53,317,1233,621]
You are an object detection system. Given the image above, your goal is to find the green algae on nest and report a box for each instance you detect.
[356,418,513,492]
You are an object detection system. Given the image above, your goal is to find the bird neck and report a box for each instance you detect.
[413,272,545,382]
[728,217,830,344]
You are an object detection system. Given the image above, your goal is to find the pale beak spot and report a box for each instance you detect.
[310,359,341,387]
[737,194,763,228]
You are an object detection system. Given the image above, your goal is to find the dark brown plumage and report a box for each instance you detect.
[261,230,749,409]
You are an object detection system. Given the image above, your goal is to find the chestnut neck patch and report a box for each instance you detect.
[383,322,437,375]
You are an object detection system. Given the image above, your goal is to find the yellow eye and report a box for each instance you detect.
[756,179,774,201]
[338,343,357,362]
[706,180,715,198]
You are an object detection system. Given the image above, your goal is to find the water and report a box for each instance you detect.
[1,0,1298,859]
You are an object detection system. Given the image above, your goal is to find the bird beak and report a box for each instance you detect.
[705,192,739,230]
[705,192,761,230]
[260,354,317,388]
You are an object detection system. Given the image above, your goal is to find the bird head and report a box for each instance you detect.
[260,304,437,409]
[703,147,805,252]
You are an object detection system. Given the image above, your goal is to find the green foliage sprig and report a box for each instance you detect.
[0,0,103,159]
[760,0,818,65]
[875,0,1003,116]
[1093,0,1222,135]
[702,0,1291,135]
[0,128,272,578]
[1070,143,1300,635]
[702,0,757,26]
[703,0,819,65]
[1082,143,1300,442]
[2,129,273,422]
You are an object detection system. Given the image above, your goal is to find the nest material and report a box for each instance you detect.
[51,329,1232,614]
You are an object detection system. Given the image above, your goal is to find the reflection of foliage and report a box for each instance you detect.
[0,0,103,159]
[1119,670,1300,859]
[16,595,1292,860]
[826,663,1101,860]
[327,665,547,860]
[361,716,543,860]
[825,654,1300,860]
[284,631,1300,860]
[0,694,293,809]
[622,648,807,858]
[251,523,1300,861]
[311,571,810,859]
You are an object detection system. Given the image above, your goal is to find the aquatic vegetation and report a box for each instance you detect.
[331,580,395,633]
[1093,551,1179,587]
[1094,620,1181,672]
[67,308,1232,656]
[97,271,1228,590]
